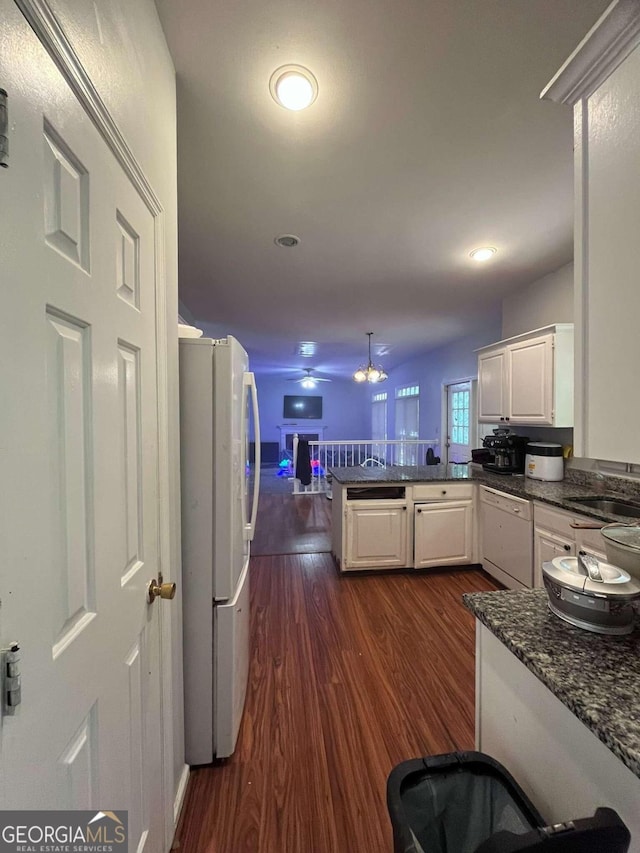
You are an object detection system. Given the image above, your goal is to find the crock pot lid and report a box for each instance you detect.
[545,558,640,597]
[526,442,563,456]
[602,525,640,549]
[551,555,630,584]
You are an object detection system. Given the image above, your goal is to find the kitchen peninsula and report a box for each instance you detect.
[329,464,640,577]
[464,589,640,848]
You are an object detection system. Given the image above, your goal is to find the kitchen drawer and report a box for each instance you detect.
[412,483,473,501]
[533,503,575,538]
[480,486,532,521]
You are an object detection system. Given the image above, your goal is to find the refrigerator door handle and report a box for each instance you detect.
[244,371,260,541]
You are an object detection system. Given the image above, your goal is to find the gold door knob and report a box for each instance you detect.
[147,577,177,603]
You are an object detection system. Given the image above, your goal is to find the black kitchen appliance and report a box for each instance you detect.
[482,429,529,475]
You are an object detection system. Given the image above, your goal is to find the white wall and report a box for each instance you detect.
[44,0,184,806]
[379,309,503,455]
[502,262,573,338]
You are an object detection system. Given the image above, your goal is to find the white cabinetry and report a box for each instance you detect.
[533,530,574,587]
[412,482,474,569]
[344,501,408,570]
[477,349,506,422]
[333,481,475,572]
[477,325,573,427]
[533,502,607,588]
[542,6,640,463]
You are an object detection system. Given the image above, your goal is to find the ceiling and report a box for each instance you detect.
[155,0,609,377]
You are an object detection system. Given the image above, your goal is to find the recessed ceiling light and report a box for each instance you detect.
[269,65,318,111]
[275,234,300,248]
[470,247,497,262]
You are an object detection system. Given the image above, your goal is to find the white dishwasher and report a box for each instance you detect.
[480,486,533,589]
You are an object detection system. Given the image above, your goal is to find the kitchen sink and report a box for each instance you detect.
[568,497,640,518]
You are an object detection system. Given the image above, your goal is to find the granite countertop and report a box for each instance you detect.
[328,464,640,525]
[463,589,640,779]
[328,463,472,484]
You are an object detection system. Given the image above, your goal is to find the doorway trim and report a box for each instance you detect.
[440,377,478,464]
[13,0,185,844]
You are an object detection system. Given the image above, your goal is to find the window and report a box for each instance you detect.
[371,392,387,441]
[371,391,387,463]
[395,385,419,464]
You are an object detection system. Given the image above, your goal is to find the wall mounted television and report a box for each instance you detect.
[283,395,323,420]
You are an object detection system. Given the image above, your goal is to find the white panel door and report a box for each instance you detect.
[446,381,472,463]
[0,5,165,849]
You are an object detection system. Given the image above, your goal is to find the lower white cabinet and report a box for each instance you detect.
[533,503,608,588]
[344,501,408,570]
[414,500,473,568]
[533,529,574,588]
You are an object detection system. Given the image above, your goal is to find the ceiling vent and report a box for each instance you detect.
[295,341,317,358]
[275,234,300,248]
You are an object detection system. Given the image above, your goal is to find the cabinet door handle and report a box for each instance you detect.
[564,544,571,551]
[441,489,447,495]
[416,508,421,513]
[500,417,505,421]
[505,417,510,421]
[513,508,521,513]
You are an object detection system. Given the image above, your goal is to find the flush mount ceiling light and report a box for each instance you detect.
[274,234,300,248]
[269,65,318,111]
[353,332,388,384]
[470,247,497,262]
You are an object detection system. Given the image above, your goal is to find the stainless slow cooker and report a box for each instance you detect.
[542,555,640,635]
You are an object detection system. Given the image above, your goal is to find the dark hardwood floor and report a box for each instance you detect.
[251,492,332,556]
[174,539,499,852]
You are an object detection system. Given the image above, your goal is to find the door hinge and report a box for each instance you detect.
[2,642,21,712]
[0,89,8,168]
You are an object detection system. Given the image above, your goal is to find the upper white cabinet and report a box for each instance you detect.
[477,325,573,426]
[477,349,507,422]
[542,4,640,463]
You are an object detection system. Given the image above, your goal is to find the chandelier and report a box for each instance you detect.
[353,332,388,383]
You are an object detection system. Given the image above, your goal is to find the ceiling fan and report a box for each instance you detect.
[287,368,332,388]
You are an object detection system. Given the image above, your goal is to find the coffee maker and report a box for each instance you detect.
[481,429,529,474]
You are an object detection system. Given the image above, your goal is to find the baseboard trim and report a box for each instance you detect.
[173,763,190,826]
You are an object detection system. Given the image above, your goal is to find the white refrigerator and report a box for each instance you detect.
[179,335,260,763]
